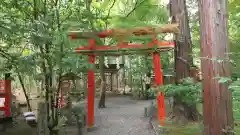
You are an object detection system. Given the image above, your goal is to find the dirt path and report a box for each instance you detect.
[87,96,155,135]
[1,96,156,135]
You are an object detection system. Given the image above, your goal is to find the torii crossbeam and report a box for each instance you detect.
[68,23,179,128]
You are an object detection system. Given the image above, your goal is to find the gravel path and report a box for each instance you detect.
[87,96,155,135]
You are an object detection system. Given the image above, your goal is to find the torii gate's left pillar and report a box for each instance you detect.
[87,39,95,128]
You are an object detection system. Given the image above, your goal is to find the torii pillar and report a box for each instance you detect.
[152,40,165,126]
[87,39,95,128]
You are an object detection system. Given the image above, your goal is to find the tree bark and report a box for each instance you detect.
[198,0,234,135]
[169,0,199,122]
[110,73,113,91]
[17,73,32,112]
[169,0,193,82]
[98,55,106,108]
[144,56,151,100]
[129,56,133,92]
[122,56,126,95]
[37,102,49,135]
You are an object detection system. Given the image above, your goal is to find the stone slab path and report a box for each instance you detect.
[87,96,156,135]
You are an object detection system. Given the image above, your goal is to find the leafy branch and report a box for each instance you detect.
[125,0,146,18]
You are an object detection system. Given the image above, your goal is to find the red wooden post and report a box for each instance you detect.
[0,80,11,117]
[58,89,64,108]
[0,80,6,117]
[152,40,165,125]
[68,79,71,89]
[87,39,95,128]
[5,80,11,117]
[59,80,68,108]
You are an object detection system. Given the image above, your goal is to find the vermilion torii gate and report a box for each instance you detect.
[68,23,179,128]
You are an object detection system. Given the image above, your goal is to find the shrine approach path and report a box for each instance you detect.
[87,96,155,135]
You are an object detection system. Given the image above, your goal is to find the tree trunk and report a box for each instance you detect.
[122,56,126,95]
[144,56,151,100]
[37,102,49,135]
[98,55,106,108]
[170,0,193,82]
[129,56,133,92]
[17,73,32,112]
[109,73,113,91]
[169,0,199,122]
[198,0,234,135]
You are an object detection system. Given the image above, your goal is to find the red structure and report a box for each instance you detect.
[69,24,179,128]
[57,89,65,108]
[56,80,72,108]
[0,80,11,118]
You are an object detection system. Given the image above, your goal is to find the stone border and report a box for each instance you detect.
[149,120,159,135]
[149,119,168,135]
[86,125,99,132]
[144,104,168,135]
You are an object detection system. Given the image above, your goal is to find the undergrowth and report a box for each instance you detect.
[160,77,202,106]
[156,77,240,134]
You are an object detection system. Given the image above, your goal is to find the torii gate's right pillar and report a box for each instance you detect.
[153,51,165,126]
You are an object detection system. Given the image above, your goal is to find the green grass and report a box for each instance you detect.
[234,101,240,134]
[167,122,201,135]
[236,121,240,135]
[197,103,203,115]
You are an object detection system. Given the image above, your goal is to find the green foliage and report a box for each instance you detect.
[166,122,202,135]
[229,79,240,101]
[229,79,240,120]
[71,101,86,126]
[146,87,156,98]
[160,77,202,105]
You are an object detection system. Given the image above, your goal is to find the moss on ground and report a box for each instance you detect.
[167,122,201,135]
[235,121,240,135]
[165,121,240,135]
[161,103,240,135]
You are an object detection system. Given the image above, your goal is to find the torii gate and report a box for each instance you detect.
[68,23,179,128]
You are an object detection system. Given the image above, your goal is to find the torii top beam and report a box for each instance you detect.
[69,23,179,39]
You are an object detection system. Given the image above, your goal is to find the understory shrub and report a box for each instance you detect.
[160,77,202,106]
